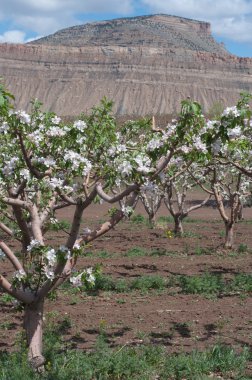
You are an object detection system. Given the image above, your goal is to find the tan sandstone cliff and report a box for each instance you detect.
[0,14,251,116]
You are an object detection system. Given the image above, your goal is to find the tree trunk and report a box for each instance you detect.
[224,222,234,249]
[148,213,156,228]
[24,299,45,372]
[174,215,184,236]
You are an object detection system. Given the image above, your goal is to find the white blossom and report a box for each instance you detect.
[64,150,90,171]
[228,126,242,139]
[50,218,58,225]
[28,130,43,146]
[46,126,66,137]
[51,116,61,125]
[147,138,163,151]
[44,266,55,280]
[193,137,207,153]
[87,273,95,284]
[84,267,95,285]
[47,177,64,190]
[222,106,240,117]
[59,245,71,260]
[135,155,151,174]
[2,157,19,176]
[73,120,87,131]
[45,249,57,266]
[27,239,41,251]
[108,146,117,157]
[117,144,127,153]
[164,123,176,138]
[37,157,56,167]
[121,205,134,217]
[20,169,30,180]
[14,269,26,281]
[180,146,190,154]
[82,159,92,176]
[118,160,132,177]
[16,110,31,124]
[70,273,82,287]
[0,122,9,134]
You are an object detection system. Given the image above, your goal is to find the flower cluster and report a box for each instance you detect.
[70,267,95,288]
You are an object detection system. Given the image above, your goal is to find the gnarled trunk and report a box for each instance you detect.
[24,299,45,372]
[224,222,234,249]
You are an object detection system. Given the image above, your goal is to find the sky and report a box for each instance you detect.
[0,0,251,57]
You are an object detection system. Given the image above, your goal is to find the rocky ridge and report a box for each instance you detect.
[32,14,227,55]
[0,14,252,116]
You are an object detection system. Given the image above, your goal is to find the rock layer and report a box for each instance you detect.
[0,14,252,116]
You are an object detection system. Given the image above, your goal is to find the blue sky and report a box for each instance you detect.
[0,0,251,57]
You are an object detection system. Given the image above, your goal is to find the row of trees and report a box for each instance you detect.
[0,84,251,371]
[139,160,249,247]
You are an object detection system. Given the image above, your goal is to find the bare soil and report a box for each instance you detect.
[0,197,252,372]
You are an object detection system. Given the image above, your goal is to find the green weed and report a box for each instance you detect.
[130,275,166,292]
[0,337,249,380]
[0,294,15,304]
[124,247,147,257]
[237,243,249,253]
[179,273,223,296]
[130,214,147,224]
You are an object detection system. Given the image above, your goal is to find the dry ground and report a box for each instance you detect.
[0,194,252,373]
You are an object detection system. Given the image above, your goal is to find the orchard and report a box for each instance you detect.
[0,83,251,374]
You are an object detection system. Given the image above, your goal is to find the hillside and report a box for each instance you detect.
[32,14,228,55]
[0,14,251,116]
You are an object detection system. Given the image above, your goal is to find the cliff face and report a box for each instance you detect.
[0,14,252,116]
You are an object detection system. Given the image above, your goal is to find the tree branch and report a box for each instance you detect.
[0,241,24,271]
[17,131,47,179]
[78,191,138,245]
[0,222,14,237]
[0,274,35,304]
[96,183,139,203]
[187,194,212,213]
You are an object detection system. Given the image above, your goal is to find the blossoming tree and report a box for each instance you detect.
[0,85,208,371]
[162,164,211,235]
[190,95,252,248]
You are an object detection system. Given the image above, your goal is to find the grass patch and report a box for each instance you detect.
[124,247,147,257]
[158,216,214,225]
[123,247,179,258]
[177,273,252,297]
[130,214,147,224]
[0,335,250,380]
[62,273,252,297]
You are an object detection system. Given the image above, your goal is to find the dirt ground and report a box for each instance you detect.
[0,195,252,372]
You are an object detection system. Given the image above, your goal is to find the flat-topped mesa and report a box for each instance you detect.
[1,14,252,117]
[31,14,228,55]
